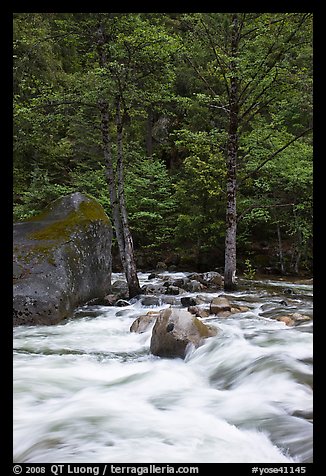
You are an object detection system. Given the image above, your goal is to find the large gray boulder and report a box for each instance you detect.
[150,308,218,359]
[13,192,112,326]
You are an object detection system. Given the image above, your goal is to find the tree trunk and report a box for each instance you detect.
[96,21,140,296]
[224,124,238,290]
[98,99,126,272]
[276,221,285,274]
[224,14,239,291]
[294,247,301,275]
[292,206,302,275]
[96,23,126,269]
[116,99,141,297]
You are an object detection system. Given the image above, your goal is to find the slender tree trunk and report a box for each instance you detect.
[98,99,126,272]
[276,221,285,274]
[224,116,238,290]
[224,14,239,291]
[116,99,141,297]
[294,246,301,275]
[292,206,302,275]
[96,21,140,296]
[96,24,126,269]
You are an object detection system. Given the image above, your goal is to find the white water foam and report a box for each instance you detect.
[13,276,313,463]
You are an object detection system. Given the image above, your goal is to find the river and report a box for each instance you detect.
[13,272,313,463]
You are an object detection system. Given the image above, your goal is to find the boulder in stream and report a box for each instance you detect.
[13,192,112,326]
[210,296,231,314]
[112,280,129,299]
[150,308,218,359]
[130,311,160,333]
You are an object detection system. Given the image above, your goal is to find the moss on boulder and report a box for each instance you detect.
[13,192,112,326]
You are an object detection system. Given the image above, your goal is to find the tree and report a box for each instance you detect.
[178,12,313,288]
[125,155,177,251]
[13,13,75,217]
[172,128,226,267]
[14,13,177,297]
[13,13,313,278]
[94,14,177,295]
[237,126,313,274]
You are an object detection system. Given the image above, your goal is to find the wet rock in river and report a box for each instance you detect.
[150,308,218,359]
[180,296,198,307]
[141,296,161,307]
[112,280,129,299]
[165,285,181,295]
[210,296,231,314]
[291,313,312,323]
[130,311,159,333]
[202,271,224,287]
[188,306,210,319]
[276,313,312,326]
[284,288,294,294]
[231,304,250,313]
[215,311,232,318]
[171,277,190,288]
[141,283,167,295]
[277,316,295,326]
[183,280,205,292]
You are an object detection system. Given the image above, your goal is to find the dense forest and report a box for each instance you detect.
[13,12,313,283]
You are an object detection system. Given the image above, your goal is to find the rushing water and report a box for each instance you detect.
[13,273,313,463]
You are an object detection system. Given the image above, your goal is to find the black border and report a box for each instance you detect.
[6,3,320,473]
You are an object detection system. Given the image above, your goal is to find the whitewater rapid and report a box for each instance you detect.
[13,273,313,463]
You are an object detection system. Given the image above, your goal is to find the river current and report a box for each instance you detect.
[13,272,313,463]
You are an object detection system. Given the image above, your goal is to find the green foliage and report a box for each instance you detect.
[243,259,256,280]
[124,155,177,249]
[172,129,226,252]
[68,165,111,212]
[13,167,74,221]
[238,119,312,271]
[13,13,313,274]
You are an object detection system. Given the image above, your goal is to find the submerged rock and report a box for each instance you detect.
[150,308,218,359]
[13,192,112,326]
